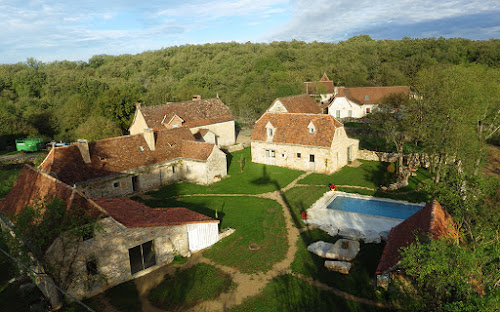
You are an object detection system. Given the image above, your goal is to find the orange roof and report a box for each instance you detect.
[376,200,459,275]
[336,86,409,105]
[272,94,322,114]
[92,198,218,228]
[251,113,343,147]
[139,98,234,129]
[39,128,215,185]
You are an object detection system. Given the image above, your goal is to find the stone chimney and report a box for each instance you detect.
[77,139,91,164]
[192,95,201,101]
[143,128,155,151]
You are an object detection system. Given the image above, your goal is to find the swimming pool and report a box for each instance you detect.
[326,195,422,220]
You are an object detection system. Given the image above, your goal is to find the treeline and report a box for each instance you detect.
[0,35,499,148]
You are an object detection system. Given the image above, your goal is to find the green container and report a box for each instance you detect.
[15,138,43,152]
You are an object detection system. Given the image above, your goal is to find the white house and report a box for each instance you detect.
[328,86,410,119]
[129,98,236,147]
[251,113,359,174]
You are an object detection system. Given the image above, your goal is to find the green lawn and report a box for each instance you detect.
[281,186,328,228]
[143,196,288,273]
[230,274,387,312]
[149,263,234,311]
[146,148,303,197]
[0,166,22,198]
[291,229,386,301]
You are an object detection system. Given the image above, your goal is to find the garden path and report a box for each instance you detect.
[135,171,389,311]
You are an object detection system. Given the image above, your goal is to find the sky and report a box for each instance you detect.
[1,0,499,64]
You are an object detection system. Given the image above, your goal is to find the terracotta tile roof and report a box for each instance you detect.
[272,94,322,114]
[39,128,215,185]
[304,81,335,94]
[92,198,218,228]
[139,98,234,129]
[376,200,459,275]
[251,113,343,147]
[336,86,409,105]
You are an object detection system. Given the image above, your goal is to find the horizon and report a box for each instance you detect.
[2,0,499,65]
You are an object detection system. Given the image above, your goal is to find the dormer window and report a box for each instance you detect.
[307,121,316,134]
[365,95,369,101]
[265,121,275,141]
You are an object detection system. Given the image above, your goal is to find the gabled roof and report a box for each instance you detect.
[271,94,322,114]
[93,198,218,228]
[251,113,343,147]
[320,73,330,82]
[139,98,234,129]
[304,74,335,94]
[335,86,409,105]
[376,200,458,275]
[39,128,215,185]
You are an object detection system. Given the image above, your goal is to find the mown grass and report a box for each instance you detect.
[149,263,234,311]
[291,229,386,301]
[146,148,303,197]
[281,185,328,228]
[142,196,288,273]
[230,274,388,312]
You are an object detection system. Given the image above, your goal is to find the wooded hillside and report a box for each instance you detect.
[0,35,499,148]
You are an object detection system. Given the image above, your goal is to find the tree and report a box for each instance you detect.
[74,116,122,141]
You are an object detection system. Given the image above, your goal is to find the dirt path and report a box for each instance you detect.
[136,171,388,311]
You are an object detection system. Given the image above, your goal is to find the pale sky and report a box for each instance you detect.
[1,0,499,64]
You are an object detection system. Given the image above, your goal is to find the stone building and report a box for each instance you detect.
[0,165,220,301]
[38,127,227,198]
[129,98,236,147]
[251,113,359,174]
[267,94,322,114]
[328,86,410,119]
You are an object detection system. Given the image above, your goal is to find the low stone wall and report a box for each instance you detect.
[357,150,437,168]
[225,142,250,153]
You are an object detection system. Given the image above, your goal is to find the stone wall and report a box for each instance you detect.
[45,217,190,299]
[357,149,436,168]
[189,120,236,147]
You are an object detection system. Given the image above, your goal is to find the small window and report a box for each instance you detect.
[365,95,369,100]
[309,127,314,134]
[309,154,315,163]
[113,181,120,188]
[336,110,340,118]
[348,110,352,117]
[366,107,371,114]
[266,150,275,158]
[297,153,301,159]
[267,127,273,138]
[282,153,285,158]
[138,146,144,152]
[172,166,176,173]
[86,260,98,276]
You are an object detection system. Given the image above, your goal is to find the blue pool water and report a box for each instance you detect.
[326,195,422,220]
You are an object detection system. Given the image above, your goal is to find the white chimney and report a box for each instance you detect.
[77,139,91,164]
[143,128,155,151]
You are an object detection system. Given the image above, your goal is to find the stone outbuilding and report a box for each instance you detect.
[328,86,410,118]
[0,165,220,301]
[251,113,359,174]
[38,127,227,198]
[129,98,236,147]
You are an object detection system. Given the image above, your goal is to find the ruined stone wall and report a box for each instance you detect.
[45,217,190,300]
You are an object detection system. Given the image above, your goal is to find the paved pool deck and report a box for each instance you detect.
[306,191,425,235]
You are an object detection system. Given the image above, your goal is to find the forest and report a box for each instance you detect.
[0,35,499,149]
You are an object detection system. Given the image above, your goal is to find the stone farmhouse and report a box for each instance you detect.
[0,165,220,303]
[304,73,335,104]
[38,127,227,198]
[376,200,458,288]
[328,86,410,119]
[129,97,236,147]
[251,113,359,174]
[267,94,323,114]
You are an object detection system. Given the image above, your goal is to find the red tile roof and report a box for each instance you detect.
[336,86,409,105]
[39,128,216,185]
[92,198,218,227]
[272,94,322,114]
[251,113,343,147]
[376,200,459,275]
[139,98,234,129]
[304,74,334,94]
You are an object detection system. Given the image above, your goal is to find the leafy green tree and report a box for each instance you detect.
[74,116,122,141]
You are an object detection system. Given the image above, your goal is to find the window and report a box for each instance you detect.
[113,181,120,188]
[348,110,352,117]
[366,107,371,114]
[129,241,156,275]
[365,95,369,101]
[309,127,315,134]
[86,260,98,276]
[172,166,176,173]
[336,110,340,118]
[282,153,285,158]
[309,154,315,163]
[297,153,301,159]
[266,150,275,158]
[267,127,273,137]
